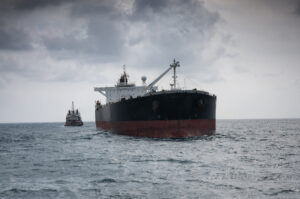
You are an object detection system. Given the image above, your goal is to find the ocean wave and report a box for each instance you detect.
[266,189,298,196]
[91,178,117,183]
[131,158,196,164]
[0,188,58,197]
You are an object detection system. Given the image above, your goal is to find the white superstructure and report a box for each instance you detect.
[94,60,180,104]
[66,101,82,120]
[94,85,152,103]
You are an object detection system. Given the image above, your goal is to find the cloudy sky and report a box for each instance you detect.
[0,0,299,123]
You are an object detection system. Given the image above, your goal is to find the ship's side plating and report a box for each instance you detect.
[95,90,216,138]
[94,59,216,138]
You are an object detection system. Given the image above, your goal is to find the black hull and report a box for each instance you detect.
[96,90,216,138]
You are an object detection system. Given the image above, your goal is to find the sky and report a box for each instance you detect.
[0,0,299,123]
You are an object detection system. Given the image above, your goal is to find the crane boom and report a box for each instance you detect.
[147,66,172,90]
[147,59,180,90]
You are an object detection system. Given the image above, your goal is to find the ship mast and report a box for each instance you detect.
[72,101,74,112]
[170,59,180,89]
[123,64,126,74]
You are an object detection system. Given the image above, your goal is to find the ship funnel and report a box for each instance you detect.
[141,76,147,85]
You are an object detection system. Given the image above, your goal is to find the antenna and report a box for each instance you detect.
[170,59,180,89]
[123,64,126,74]
[120,64,129,85]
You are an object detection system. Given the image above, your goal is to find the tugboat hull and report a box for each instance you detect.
[65,121,83,126]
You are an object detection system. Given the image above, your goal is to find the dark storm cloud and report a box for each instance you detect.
[0,0,221,82]
[40,0,220,65]
[131,0,218,31]
[43,18,124,62]
[42,0,126,62]
[129,0,220,69]
[0,1,32,50]
[134,0,167,14]
[0,27,32,50]
[257,0,300,16]
[70,0,120,16]
[295,1,300,15]
[0,0,69,51]
[0,0,68,11]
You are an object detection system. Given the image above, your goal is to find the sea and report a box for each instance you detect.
[0,119,299,199]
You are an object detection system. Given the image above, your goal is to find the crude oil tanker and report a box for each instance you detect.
[94,59,216,138]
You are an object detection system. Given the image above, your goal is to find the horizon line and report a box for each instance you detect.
[1,117,299,124]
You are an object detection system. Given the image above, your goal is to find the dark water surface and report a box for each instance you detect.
[0,119,299,198]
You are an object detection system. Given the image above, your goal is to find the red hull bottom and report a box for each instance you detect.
[96,119,215,138]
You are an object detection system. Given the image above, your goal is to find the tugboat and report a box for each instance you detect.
[94,59,216,138]
[65,101,83,126]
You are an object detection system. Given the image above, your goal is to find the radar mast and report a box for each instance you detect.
[72,101,74,112]
[170,59,180,89]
